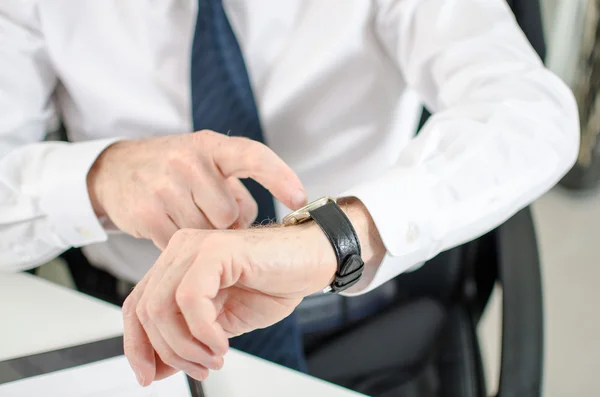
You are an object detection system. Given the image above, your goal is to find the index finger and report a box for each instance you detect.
[176,254,229,356]
[123,280,157,386]
[122,248,179,386]
[212,136,307,210]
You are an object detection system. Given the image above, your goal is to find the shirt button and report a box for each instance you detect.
[76,227,95,239]
[406,223,419,243]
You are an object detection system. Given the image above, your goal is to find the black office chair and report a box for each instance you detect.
[298,207,543,397]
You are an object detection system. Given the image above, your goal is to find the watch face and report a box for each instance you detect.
[282,196,336,226]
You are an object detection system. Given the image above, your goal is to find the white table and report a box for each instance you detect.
[0,272,364,397]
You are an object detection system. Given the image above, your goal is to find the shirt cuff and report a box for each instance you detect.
[340,166,439,295]
[39,138,123,247]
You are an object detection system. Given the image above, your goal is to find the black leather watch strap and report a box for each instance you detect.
[309,201,364,293]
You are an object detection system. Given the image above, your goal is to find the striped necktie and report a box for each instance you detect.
[190,0,276,224]
[189,0,308,372]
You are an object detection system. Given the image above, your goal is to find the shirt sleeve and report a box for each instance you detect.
[0,2,118,272]
[342,0,580,294]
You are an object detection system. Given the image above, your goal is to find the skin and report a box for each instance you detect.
[87,130,386,386]
[123,198,385,386]
[87,130,307,249]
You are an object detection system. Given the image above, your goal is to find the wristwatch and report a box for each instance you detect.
[283,197,364,293]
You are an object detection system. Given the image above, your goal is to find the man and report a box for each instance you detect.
[0,0,579,387]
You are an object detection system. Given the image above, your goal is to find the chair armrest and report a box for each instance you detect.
[496,206,544,397]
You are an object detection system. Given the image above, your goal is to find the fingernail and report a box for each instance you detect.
[214,338,229,356]
[292,189,307,208]
[135,370,145,387]
[211,357,225,371]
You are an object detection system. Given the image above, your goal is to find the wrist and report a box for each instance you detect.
[337,197,386,269]
[304,221,338,288]
[240,223,337,294]
[299,197,385,292]
[281,221,338,291]
[268,196,386,294]
[86,165,104,218]
[86,141,124,218]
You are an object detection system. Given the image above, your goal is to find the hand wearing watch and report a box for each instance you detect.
[283,197,364,293]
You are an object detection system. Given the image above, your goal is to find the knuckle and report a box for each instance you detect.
[167,151,197,175]
[187,216,211,230]
[169,228,194,246]
[196,129,216,138]
[130,204,147,222]
[146,300,169,322]
[180,232,220,255]
[145,219,163,239]
[250,140,270,158]
[145,211,170,234]
[135,302,151,325]
[175,286,196,311]
[175,341,205,364]
[131,228,144,239]
[204,232,228,249]
[214,205,239,228]
[243,143,275,177]
[165,151,184,169]
[132,204,158,226]
[152,184,174,203]
[187,325,204,343]
[158,350,179,368]
[192,130,219,148]
[240,140,264,165]
[122,296,137,318]
[165,228,205,251]
[169,345,190,363]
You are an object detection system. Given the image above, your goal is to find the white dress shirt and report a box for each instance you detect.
[0,0,579,294]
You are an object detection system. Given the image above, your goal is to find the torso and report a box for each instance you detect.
[36,0,422,281]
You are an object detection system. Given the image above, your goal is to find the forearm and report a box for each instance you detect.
[335,0,580,295]
[341,74,578,293]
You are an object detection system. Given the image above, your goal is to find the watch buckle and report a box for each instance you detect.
[324,255,364,293]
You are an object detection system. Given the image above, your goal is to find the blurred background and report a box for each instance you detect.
[22,0,600,396]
